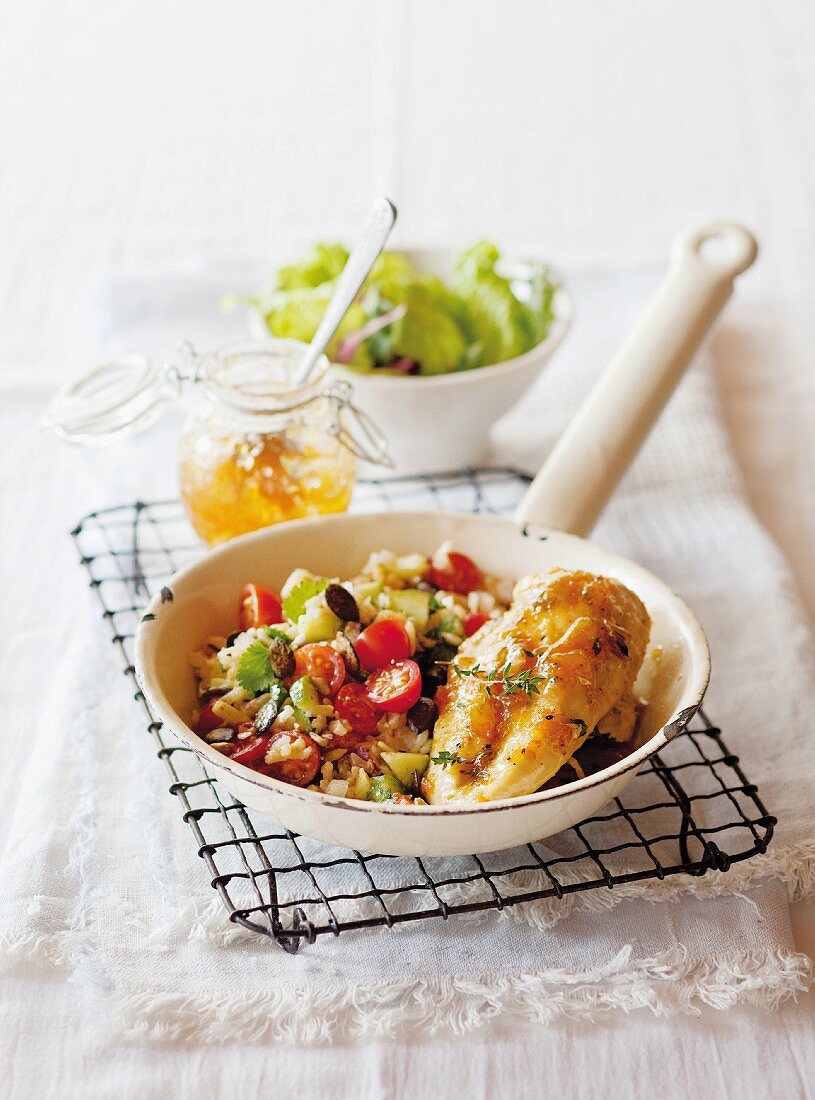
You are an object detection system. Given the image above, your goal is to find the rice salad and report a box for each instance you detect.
[190,545,511,803]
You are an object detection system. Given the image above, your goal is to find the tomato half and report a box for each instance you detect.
[239,583,283,630]
[258,731,321,787]
[428,551,483,596]
[231,734,270,765]
[293,643,345,694]
[355,618,412,670]
[196,699,226,735]
[334,682,380,737]
[463,611,489,637]
[365,659,422,713]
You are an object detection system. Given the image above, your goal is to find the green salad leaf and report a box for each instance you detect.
[455,242,536,364]
[365,251,417,305]
[282,577,328,623]
[246,240,557,377]
[276,243,349,290]
[418,274,476,346]
[263,286,372,369]
[390,284,468,375]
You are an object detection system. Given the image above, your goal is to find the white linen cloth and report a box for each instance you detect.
[1,267,813,1049]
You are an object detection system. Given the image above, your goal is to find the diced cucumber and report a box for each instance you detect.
[291,707,312,732]
[289,675,322,716]
[299,604,342,643]
[352,770,372,800]
[387,589,431,631]
[432,612,464,639]
[392,553,429,579]
[211,699,247,726]
[381,751,430,790]
[355,581,384,605]
[367,774,406,802]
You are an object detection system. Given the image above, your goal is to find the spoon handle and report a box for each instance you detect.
[514,222,758,537]
[292,197,398,386]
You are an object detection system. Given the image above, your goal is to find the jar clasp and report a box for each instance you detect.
[324,380,394,468]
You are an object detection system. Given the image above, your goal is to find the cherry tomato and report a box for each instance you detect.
[196,699,226,735]
[258,731,321,787]
[293,643,345,694]
[239,583,283,630]
[463,611,489,637]
[355,618,412,670]
[334,682,380,737]
[365,659,422,713]
[231,734,270,765]
[428,551,482,596]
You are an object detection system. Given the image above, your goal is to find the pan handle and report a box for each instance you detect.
[514,222,758,537]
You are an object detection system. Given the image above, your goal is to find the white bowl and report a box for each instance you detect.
[134,511,710,857]
[248,248,572,474]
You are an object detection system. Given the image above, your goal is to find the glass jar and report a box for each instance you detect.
[178,341,358,543]
[44,338,390,544]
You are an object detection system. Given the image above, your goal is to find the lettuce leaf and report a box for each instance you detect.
[365,252,419,305]
[276,243,349,290]
[390,284,468,375]
[454,242,536,365]
[251,240,556,376]
[263,287,373,370]
[417,274,476,346]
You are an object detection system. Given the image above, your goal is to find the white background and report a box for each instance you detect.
[1,0,812,622]
[1,2,814,1096]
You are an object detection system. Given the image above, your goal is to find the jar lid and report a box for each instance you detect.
[43,354,181,446]
[43,340,393,466]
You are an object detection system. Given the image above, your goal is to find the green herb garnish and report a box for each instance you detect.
[282,578,327,623]
[452,662,546,698]
[265,627,293,642]
[237,642,281,695]
[430,751,465,769]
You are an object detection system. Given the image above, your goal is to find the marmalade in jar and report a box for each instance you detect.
[178,342,357,544]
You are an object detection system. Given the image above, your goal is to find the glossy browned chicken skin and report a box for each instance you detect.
[422,569,651,804]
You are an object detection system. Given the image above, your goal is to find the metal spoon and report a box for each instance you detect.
[292,196,398,387]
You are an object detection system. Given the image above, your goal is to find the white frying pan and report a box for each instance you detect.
[135,223,757,856]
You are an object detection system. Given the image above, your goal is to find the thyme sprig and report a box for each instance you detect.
[430,751,465,769]
[452,661,546,698]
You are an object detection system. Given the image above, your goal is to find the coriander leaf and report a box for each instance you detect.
[236,642,277,694]
[282,578,327,623]
[265,627,293,642]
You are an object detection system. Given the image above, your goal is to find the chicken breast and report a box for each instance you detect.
[422,569,650,804]
[594,690,641,744]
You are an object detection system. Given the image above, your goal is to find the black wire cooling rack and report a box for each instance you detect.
[72,468,775,953]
